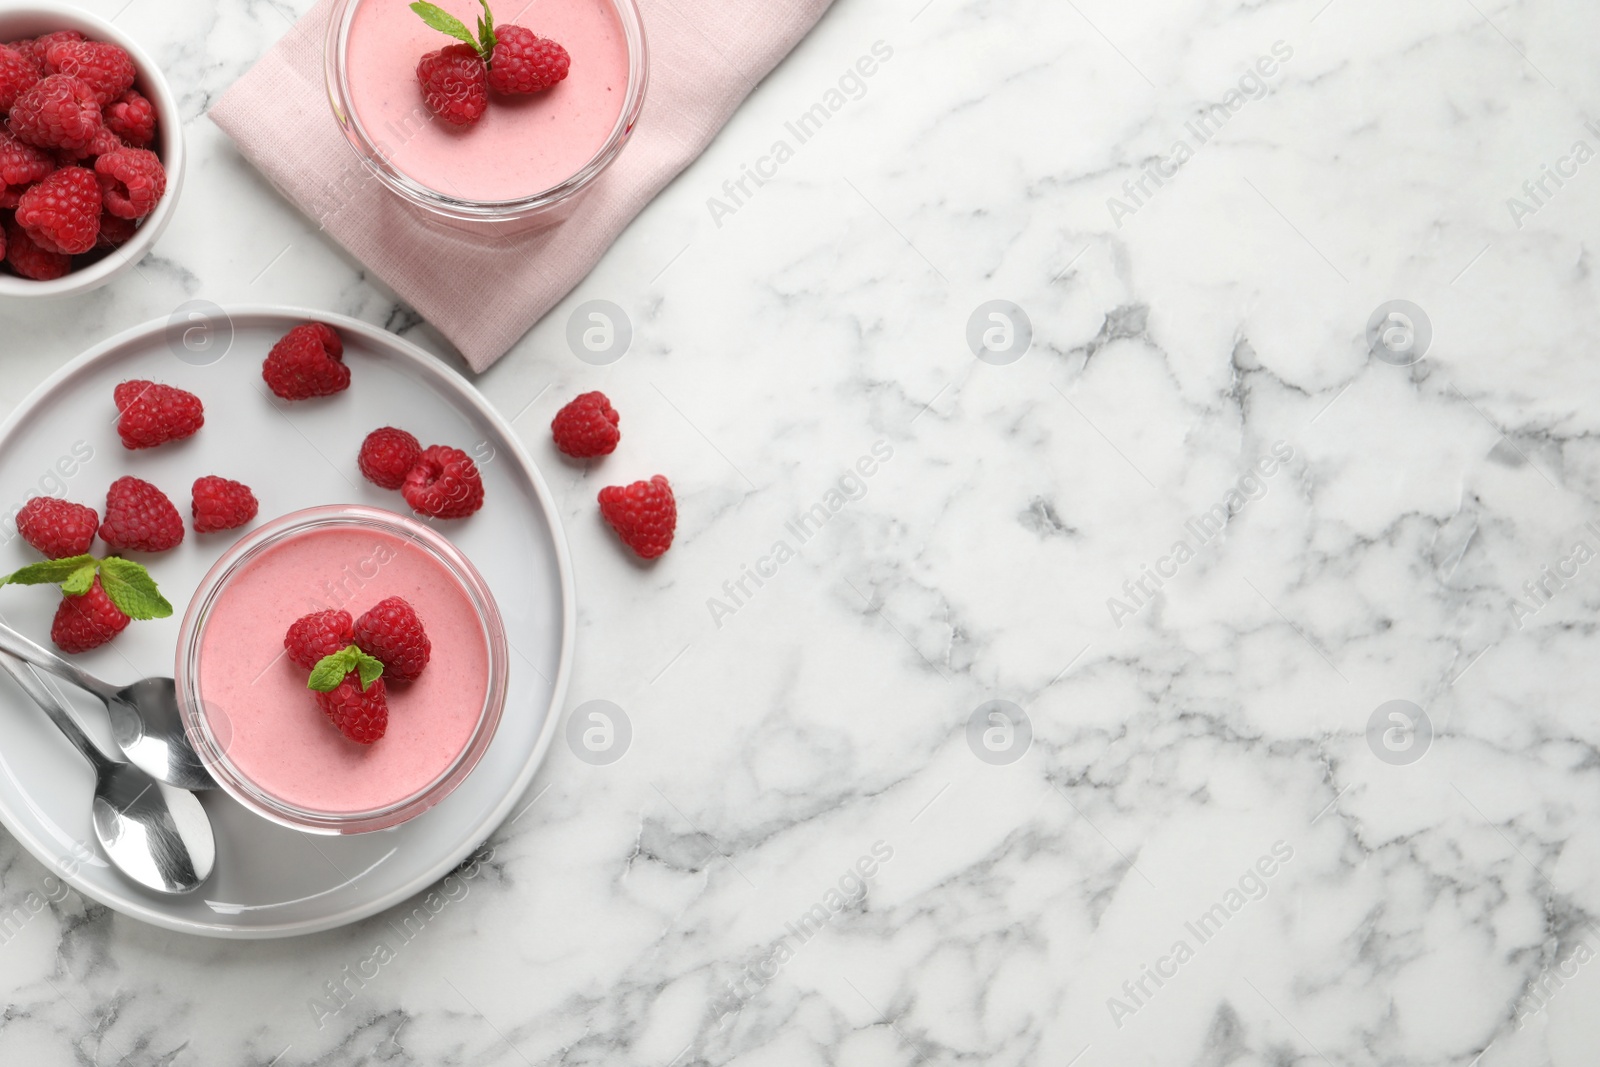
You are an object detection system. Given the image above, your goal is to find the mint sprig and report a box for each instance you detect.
[308,645,385,693]
[0,554,171,621]
[410,1,496,60]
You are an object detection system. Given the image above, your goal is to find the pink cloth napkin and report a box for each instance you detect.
[211,0,834,371]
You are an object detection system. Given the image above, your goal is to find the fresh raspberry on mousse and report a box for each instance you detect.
[416,44,489,127]
[486,25,569,95]
[284,610,356,671]
[352,596,431,682]
[315,673,389,745]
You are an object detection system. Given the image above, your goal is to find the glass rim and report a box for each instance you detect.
[322,0,650,222]
[176,505,510,835]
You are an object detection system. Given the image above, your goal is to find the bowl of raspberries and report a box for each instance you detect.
[0,5,183,296]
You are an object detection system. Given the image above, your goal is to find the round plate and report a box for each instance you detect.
[0,306,572,938]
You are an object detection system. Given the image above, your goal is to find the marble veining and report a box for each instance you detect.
[4,0,1600,1063]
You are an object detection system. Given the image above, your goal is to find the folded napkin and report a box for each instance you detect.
[211,0,835,371]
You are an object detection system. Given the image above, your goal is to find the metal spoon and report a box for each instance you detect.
[0,653,215,895]
[0,620,216,791]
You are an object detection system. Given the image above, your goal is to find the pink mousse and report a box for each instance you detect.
[197,527,488,814]
[345,0,630,201]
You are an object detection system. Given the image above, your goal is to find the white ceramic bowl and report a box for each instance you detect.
[0,2,185,298]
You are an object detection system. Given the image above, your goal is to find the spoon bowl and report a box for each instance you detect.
[0,654,214,895]
[0,621,216,791]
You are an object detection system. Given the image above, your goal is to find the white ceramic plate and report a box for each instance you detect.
[0,306,572,937]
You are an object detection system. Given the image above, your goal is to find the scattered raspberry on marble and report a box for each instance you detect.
[551,391,620,458]
[598,475,676,560]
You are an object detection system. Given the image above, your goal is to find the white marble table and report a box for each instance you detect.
[4,0,1600,1062]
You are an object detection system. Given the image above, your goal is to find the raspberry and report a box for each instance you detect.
[51,576,130,654]
[43,40,134,106]
[24,31,83,74]
[8,75,104,153]
[551,391,620,458]
[15,496,98,558]
[114,379,203,449]
[262,322,349,400]
[358,426,422,490]
[0,45,40,112]
[487,26,570,95]
[95,146,164,220]
[315,673,388,744]
[95,211,137,249]
[0,185,22,209]
[416,44,488,127]
[191,476,258,533]
[99,476,183,553]
[59,125,123,162]
[352,597,431,682]
[15,165,99,254]
[284,609,355,671]
[402,445,485,519]
[0,129,55,187]
[3,215,69,279]
[103,89,155,147]
[598,475,676,560]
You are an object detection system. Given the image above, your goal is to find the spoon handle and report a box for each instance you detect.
[0,620,114,700]
[0,653,115,773]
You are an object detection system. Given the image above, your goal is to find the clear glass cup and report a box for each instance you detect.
[176,506,509,835]
[323,0,649,227]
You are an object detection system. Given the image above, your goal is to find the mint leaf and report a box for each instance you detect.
[307,646,384,692]
[308,648,356,693]
[0,554,97,588]
[354,649,385,690]
[476,0,496,55]
[410,2,478,47]
[59,560,99,597]
[98,556,173,621]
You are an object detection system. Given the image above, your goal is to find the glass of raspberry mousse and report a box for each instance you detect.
[176,506,509,834]
[324,0,647,226]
